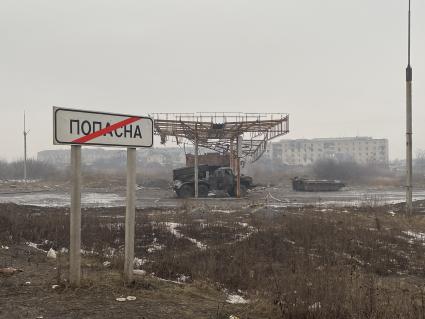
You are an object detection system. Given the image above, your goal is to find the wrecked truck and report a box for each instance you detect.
[172,165,254,198]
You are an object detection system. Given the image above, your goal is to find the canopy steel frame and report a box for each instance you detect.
[150,112,289,163]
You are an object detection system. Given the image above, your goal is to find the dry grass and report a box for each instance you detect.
[1,202,425,318]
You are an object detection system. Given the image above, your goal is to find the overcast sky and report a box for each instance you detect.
[1,0,424,161]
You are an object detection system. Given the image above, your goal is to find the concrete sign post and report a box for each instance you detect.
[236,135,242,198]
[53,107,153,286]
[124,148,136,282]
[70,145,82,286]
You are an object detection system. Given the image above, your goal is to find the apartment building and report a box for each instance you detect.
[270,137,389,166]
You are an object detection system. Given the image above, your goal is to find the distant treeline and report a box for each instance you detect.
[312,159,391,182]
[0,159,61,180]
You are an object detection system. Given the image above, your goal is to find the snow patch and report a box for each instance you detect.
[163,222,207,250]
[403,230,425,243]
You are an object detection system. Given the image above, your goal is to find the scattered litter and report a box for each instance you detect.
[133,269,146,276]
[308,302,322,311]
[1,245,9,250]
[147,242,165,253]
[388,211,396,216]
[134,257,148,267]
[229,315,240,319]
[126,296,137,301]
[103,261,111,267]
[26,242,45,252]
[36,316,44,319]
[116,297,127,302]
[226,294,249,304]
[60,247,68,253]
[25,281,31,285]
[47,248,57,259]
[51,285,59,289]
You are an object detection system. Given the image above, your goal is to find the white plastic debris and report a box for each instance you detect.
[226,294,249,304]
[1,245,9,250]
[177,274,190,283]
[116,297,127,302]
[51,285,59,289]
[229,316,240,319]
[36,316,44,319]
[47,248,57,259]
[103,261,111,267]
[126,296,137,301]
[133,269,146,276]
[133,257,147,267]
[25,281,31,285]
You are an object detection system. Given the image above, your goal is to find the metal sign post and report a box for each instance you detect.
[53,107,153,286]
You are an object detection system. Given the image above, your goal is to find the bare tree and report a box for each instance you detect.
[415,149,425,173]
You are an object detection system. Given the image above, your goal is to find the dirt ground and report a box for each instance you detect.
[0,244,250,319]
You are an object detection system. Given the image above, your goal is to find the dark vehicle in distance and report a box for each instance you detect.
[173,165,254,198]
[291,177,345,192]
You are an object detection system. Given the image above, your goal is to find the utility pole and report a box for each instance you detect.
[23,111,30,182]
[406,0,413,215]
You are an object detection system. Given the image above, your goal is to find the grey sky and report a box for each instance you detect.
[1,0,424,160]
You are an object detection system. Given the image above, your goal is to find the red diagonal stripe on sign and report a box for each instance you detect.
[72,116,141,144]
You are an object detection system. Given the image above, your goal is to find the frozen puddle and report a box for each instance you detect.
[0,192,124,207]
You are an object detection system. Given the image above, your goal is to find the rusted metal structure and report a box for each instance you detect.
[186,153,230,167]
[150,112,289,197]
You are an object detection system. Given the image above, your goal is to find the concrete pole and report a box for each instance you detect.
[230,140,234,170]
[236,137,241,198]
[24,132,27,181]
[23,111,27,182]
[124,147,136,283]
[70,145,82,287]
[406,0,413,215]
[195,137,199,198]
[406,79,413,215]
[194,133,199,198]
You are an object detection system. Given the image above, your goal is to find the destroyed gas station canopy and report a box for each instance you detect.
[150,112,289,163]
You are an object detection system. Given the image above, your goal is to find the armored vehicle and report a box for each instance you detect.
[291,177,345,192]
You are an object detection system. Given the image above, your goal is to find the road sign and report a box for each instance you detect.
[53,106,153,287]
[53,107,153,147]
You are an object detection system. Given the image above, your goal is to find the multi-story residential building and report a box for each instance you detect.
[270,137,389,166]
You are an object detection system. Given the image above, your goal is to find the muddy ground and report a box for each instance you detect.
[2,179,425,209]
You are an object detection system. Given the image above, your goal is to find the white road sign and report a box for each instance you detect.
[53,107,153,147]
